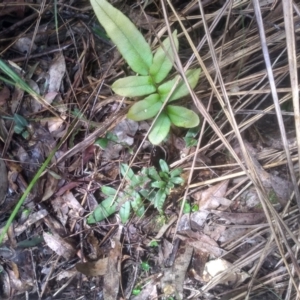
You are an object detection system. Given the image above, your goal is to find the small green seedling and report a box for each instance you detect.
[132,288,141,296]
[182,202,191,214]
[90,0,201,145]
[1,114,31,139]
[149,240,159,247]
[184,126,200,148]
[192,204,199,212]
[140,261,150,272]
[88,159,184,224]
[94,132,118,149]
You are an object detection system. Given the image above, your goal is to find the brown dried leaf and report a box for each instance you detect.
[76,257,108,277]
[0,160,8,205]
[203,258,249,285]
[193,180,229,210]
[211,210,266,225]
[43,232,76,260]
[41,171,58,201]
[0,86,10,105]
[178,231,226,257]
[62,191,85,216]
[48,53,66,94]
[161,242,193,298]
[103,238,122,300]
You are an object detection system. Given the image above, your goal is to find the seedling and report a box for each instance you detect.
[88,159,184,224]
[90,0,201,145]
[140,261,150,272]
[149,240,159,247]
[184,126,200,148]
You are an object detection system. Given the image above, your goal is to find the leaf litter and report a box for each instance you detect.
[0,0,299,299]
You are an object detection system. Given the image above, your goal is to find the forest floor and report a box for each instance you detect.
[0,0,299,299]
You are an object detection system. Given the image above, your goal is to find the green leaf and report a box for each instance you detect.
[119,201,131,223]
[158,69,201,102]
[140,261,150,272]
[159,159,169,173]
[183,202,191,214]
[94,138,109,149]
[127,94,162,121]
[149,30,179,83]
[170,176,184,185]
[14,114,28,128]
[151,181,165,189]
[132,289,141,296]
[112,76,156,97]
[146,166,161,181]
[149,112,171,145]
[101,186,117,196]
[169,168,182,178]
[120,164,141,187]
[149,240,158,247]
[87,197,117,223]
[153,189,166,212]
[131,192,145,216]
[90,0,153,75]
[166,105,199,128]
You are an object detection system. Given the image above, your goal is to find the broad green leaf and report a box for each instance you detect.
[149,112,171,145]
[90,0,152,75]
[14,114,28,128]
[144,166,161,181]
[151,181,166,189]
[87,197,117,223]
[94,138,109,149]
[166,105,199,128]
[127,94,162,121]
[183,202,191,214]
[112,76,156,97]
[120,164,140,186]
[119,201,131,223]
[131,192,145,216]
[101,186,117,196]
[149,30,179,83]
[169,168,182,178]
[153,189,166,212]
[158,69,201,102]
[170,177,184,185]
[159,159,169,173]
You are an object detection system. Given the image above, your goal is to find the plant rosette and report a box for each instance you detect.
[90,0,201,144]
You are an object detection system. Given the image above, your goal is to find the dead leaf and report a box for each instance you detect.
[178,210,209,232]
[161,242,193,298]
[13,37,37,54]
[178,231,226,257]
[193,180,229,210]
[203,258,249,285]
[211,210,266,225]
[0,160,8,205]
[103,119,138,161]
[103,238,122,300]
[76,257,108,277]
[48,53,66,94]
[131,280,157,300]
[41,171,59,201]
[0,86,10,105]
[43,232,76,260]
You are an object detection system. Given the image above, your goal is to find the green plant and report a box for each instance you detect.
[90,0,200,145]
[140,261,150,272]
[87,159,184,224]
